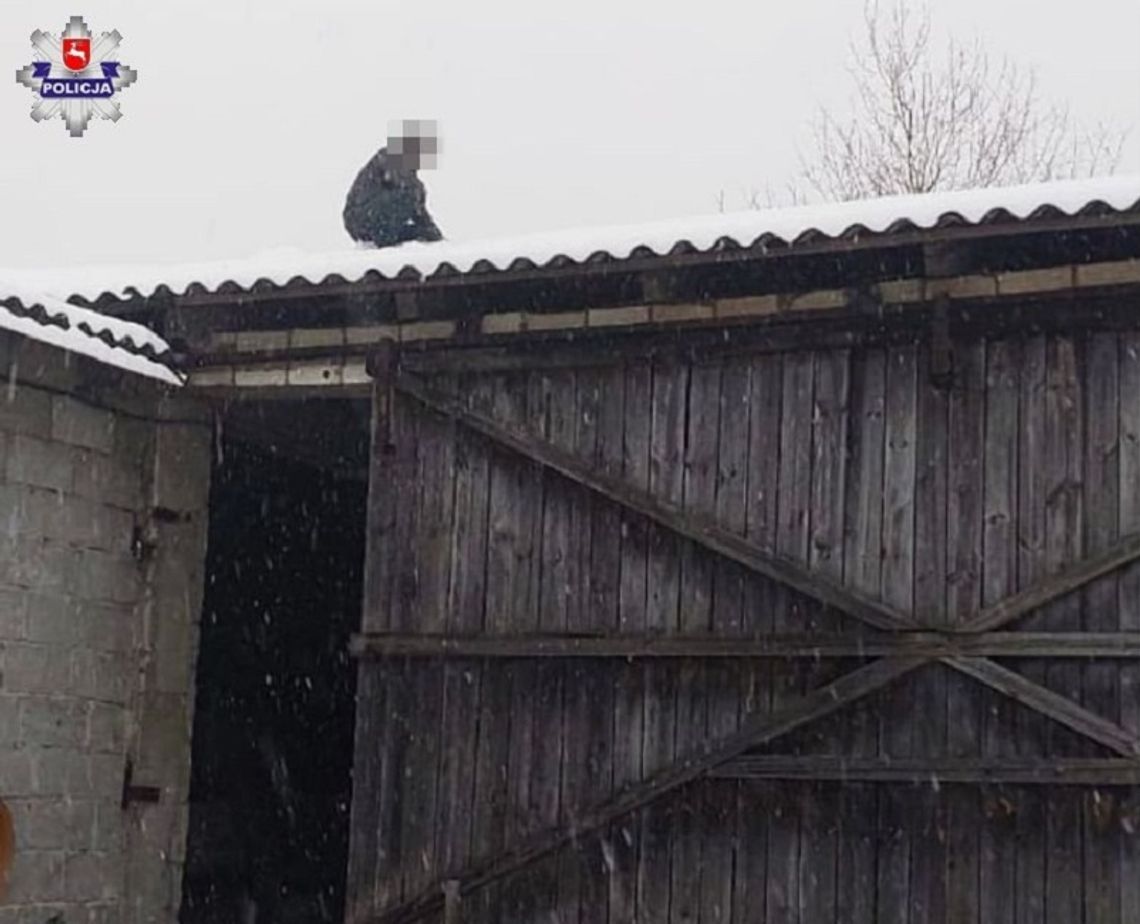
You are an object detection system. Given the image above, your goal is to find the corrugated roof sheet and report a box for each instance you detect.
[6,175,1140,306]
[0,281,184,385]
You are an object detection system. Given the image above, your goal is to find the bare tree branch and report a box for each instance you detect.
[800,0,1129,201]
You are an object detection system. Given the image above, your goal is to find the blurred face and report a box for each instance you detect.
[386,118,439,171]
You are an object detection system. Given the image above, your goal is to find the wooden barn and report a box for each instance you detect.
[27,176,1140,923]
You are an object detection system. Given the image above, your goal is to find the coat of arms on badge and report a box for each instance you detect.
[15,16,138,137]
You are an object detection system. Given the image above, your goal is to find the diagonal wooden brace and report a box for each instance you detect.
[373,656,925,923]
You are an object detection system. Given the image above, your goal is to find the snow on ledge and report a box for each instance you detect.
[0,280,183,386]
[3,175,1140,306]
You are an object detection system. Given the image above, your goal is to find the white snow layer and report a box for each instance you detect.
[0,280,183,386]
[3,175,1139,305]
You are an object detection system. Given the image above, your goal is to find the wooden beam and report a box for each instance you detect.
[710,755,1140,785]
[396,372,916,634]
[944,657,1140,758]
[962,532,1140,633]
[373,656,925,923]
[350,631,1140,660]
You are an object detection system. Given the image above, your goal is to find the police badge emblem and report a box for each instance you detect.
[15,16,138,137]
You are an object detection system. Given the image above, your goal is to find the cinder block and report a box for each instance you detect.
[68,549,140,606]
[6,434,72,492]
[1,642,71,694]
[15,486,68,541]
[0,385,52,440]
[23,593,74,646]
[152,424,211,514]
[18,696,87,748]
[0,588,27,640]
[0,751,34,795]
[87,702,126,754]
[0,694,21,746]
[8,798,68,850]
[72,450,142,511]
[51,397,114,454]
[64,799,97,852]
[65,850,121,902]
[69,649,130,704]
[0,536,70,592]
[30,747,91,797]
[5,848,66,903]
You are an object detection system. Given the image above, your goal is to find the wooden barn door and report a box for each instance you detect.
[346,333,1140,924]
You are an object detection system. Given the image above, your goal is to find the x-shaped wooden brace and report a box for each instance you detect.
[377,372,1140,924]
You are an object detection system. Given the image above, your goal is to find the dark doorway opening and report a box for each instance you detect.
[180,399,369,924]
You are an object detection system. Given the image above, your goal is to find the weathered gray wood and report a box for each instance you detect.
[703,358,751,924]
[710,755,1140,784]
[435,373,489,880]
[350,630,1140,659]
[944,657,1140,757]
[980,338,1018,924]
[637,360,687,924]
[800,348,848,924]
[396,371,915,633]
[1119,331,1140,924]
[1015,335,1048,924]
[769,349,813,923]
[879,343,917,924]
[911,342,949,924]
[837,346,885,924]
[1043,336,1084,924]
[946,340,985,924]
[1082,331,1122,924]
[733,352,783,923]
[376,656,925,924]
[610,361,650,924]
[672,361,720,924]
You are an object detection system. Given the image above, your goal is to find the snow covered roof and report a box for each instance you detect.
[0,281,184,385]
[6,175,1140,308]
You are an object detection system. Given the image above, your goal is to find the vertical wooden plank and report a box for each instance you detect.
[581,365,624,924]
[798,348,848,924]
[836,346,886,924]
[371,391,421,912]
[767,349,813,922]
[702,358,751,924]
[347,381,398,920]
[910,343,949,924]
[671,361,721,924]
[466,376,511,924]
[980,338,1019,924]
[1016,335,1048,924]
[1043,335,1084,924]
[637,360,689,924]
[400,381,458,899]
[539,369,579,923]
[503,372,550,921]
[1119,332,1140,924]
[550,367,590,924]
[1082,331,1121,924]
[946,339,985,924]
[611,362,652,924]
[877,343,917,924]
[732,352,783,924]
[436,373,489,880]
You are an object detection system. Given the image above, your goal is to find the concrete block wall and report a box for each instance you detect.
[0,333,211,924]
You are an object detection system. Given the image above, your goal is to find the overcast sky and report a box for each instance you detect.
[1,0,1137,269]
